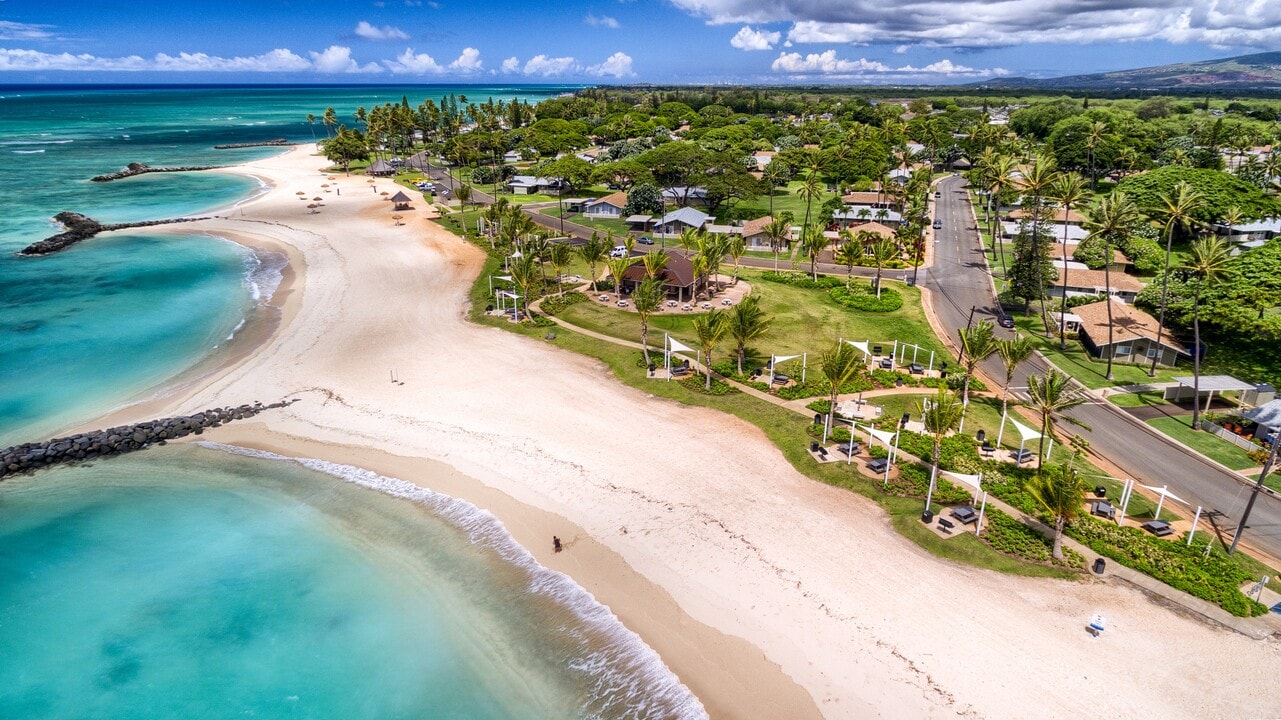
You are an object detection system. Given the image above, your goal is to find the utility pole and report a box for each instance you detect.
[1229,428,1280,554]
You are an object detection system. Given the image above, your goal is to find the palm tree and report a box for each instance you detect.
[728,295,772,375]
[799,224,828,280]
[833,234,860,288]
[548,242,575,295]
[1018,155,1060,334]
[508,252,540,320]
[761,161,788,217]
[692,309,730,390]
[641,249,669,280]
[764,217,791,272]
[1220,205,1245,245]
[1026,466,1085,560]
[322,107,338,139]
[1084,120,1109,189]
[820,341,864,439]
[1083,193,1143,379]
[1184,236,1233,429]
[1049,172,1088,349]
[305,113,318,143]
[869,237,899,299]
[994,335,1036,440]
[726,236,747,285]
[633,277,664,366]
[919,388,965,511]
[606,255,638,302]
[986,155,1017,271]
[798,170,824,228]
[1149,181,1204,376]
[679,226,703,258]
[578,234,608,292]
[957,321,998,431]
[1025,369,1087,473]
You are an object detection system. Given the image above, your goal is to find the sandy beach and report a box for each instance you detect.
[104,145,1280,719]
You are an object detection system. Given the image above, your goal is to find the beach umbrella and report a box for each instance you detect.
[313,196,322,201]
[392,214,404,225]
[321,183,329,187]
[381,191,391,197]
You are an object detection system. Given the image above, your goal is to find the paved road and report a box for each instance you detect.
[925,174,1281,560]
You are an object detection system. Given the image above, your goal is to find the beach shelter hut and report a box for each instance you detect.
[390,190,413,210]
[368,159,395,177]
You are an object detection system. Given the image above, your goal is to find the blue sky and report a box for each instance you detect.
[1,0,1278,85]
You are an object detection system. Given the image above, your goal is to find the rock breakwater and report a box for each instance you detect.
[91,162,226,182]
[214,139,297,149]
[18,212,209,256]
[1,400,295,479]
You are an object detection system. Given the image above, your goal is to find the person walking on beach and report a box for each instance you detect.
[553,536,562,553]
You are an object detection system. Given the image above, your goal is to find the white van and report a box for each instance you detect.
[610,245,629,258]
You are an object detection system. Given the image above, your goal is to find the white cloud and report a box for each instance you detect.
[730,25,780,51]
[501,56,521,73]
[449,47,483,71]
[384,48,445,74]
[0,46,344,73]
[353,20,410,41]
[0,21,57,41]
[523,54,579,76]
[586,51,634,77]
[585,14,621,29]
[310,45,382,73]
[770,48,1006,80]
[153,48,311,72]
[893,44,910,54]
[670,0,1281,50]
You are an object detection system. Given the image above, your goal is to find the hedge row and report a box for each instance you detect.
[829,286,904,312]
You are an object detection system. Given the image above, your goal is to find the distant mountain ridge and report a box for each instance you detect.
[980,52,1281,92]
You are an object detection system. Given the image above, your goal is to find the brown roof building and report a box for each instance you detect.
[1074,300,1187,367]
[1007,207,1087,224]
[620,249,708,301]
[1051,268,1144,302]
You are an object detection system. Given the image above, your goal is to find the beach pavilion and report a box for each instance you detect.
[389,190,413,210]
[368,158,395,177]
[618,249,708,302]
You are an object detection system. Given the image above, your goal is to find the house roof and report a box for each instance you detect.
[389,190,412,203]
[834,206,902,223]
[851,221,896,239]
[658,207,710,228]
[841,191,897,205]
[741,215,778,237]
[1003,222,1089,241]
[585,191,628,209]
[1008,207,1087,224]
[621,249,699,288]
[625,214,652,223]
[1173,375,1256,393]
[1074,300,1187,352]
[509,175,562,187]
[1244,399,1281,430]
[1053,268,1144,293]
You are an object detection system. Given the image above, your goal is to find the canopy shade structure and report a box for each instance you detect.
[1244,399,1281,431]
[997,413,1052,463]
[1141,484,1186,521]
[664,334,698,381]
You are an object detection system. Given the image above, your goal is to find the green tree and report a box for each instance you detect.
[726,235,747,285]
[798,223,828,281]
[994,335,1037,438]
[641,249,669,280]
[623,183,665,217]
[820,341,864,440]
[548,242,575,295]
[1025,369,1087,473]
[869,237,899,299]
[1083,193,1144,379]
[1184,236,1234,429]
[833,233,860,289]
[797,170,824,228]
[957,321,998,431]
[761,160,791,217]
[728,295,772,375]
[1026,465,1085,560]
[764,217,791,273]
[692,309,730,390]
[1049,172,1088,349]
[322,126,369,174]
[1149,181,1204,376]
[1017,155,1060,327]
[578,233,608,292]
[606,255,638,302]
[508,252,540,320]
[919,389,966,510]
[633,277,665,366]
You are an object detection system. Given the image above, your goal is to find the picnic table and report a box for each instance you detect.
[866,457,889,473]
[1142,520,1174,537]
[1091,500,1117,520]
[837,442,862,456]
[1011,448,1034,464]
[908,363,924,375]
[879,358,894,369]
[950,506,979,524]
[772,374,790,385]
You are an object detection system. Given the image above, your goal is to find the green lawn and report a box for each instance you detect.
[729,180,839,223]
[1146,417,1257,471]
[538,208,632,237]
[1107,391,1172,409]
[558,267,948,367]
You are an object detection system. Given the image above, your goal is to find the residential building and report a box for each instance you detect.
[582,191,628,218]
[653,207,710,236]
[1050,268,1145,303]
[1074,300,1188,367]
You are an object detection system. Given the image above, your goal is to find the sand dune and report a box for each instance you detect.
[116,146,1280,719]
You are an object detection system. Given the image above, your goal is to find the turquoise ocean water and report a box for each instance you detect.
[0,86,704,718]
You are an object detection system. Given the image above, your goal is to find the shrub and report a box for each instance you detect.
[982,509,1086,569]
[760,271,842,289]
[678,375,740,395]
[540,291,587,316]
[829,286,904,312]
[886,464,971,503]
[775,373,874,400]
[806,399,831,414]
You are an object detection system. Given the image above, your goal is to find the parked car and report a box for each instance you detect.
[998,315,1015,329]
[637,236,654,245]
[610,245,629,258]
[934,191,942,198]
[932,219,943,229]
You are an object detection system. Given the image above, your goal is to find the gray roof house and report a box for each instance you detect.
[654,207,710,236]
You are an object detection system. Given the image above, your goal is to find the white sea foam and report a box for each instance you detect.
[13,149,45,154]
[201,442,710,720]
[0,139,73,145]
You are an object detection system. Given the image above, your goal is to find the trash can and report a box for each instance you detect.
[814,413,824,425]
[810,441,820,453]
[1093,558,1106,575]
[921,509,934,524]
[1094,485,1107,498]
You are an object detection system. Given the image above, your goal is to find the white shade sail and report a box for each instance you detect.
[771,354,802,364]
[859,424,897,446]
[845,340,871,357]
[667,335,695,354]
[1142,485,1187,504]
[941,470,983,494]
[1008,417,1043,442]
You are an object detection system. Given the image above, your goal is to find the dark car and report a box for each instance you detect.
[637,236,654,245]
[934,191,942,198]
[998,315,1015,329]
[932,219,943,229]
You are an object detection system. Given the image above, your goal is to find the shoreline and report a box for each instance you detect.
[66,144,1281,719]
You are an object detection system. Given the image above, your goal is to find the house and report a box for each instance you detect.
[1050,268,1145,303]
[575,148,604,163]
[653,207,710,236]
[1001,221,1089,242]
[1007,207,1087,225]
[887,168,913,185]
[582,191,628,218]
[1074,300,1188,367]
[752,151,777,170]
[619,249,708,301]
[662,186,709,206]
[1222,218,1281,244]
[833,206,902,227]
[742,216,785,249]
[508,175,565,195]
[502,150,524,163]
[840,191,898,208]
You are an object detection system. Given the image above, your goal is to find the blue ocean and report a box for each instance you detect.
[0,85,705,719]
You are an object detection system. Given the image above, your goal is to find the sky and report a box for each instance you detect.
[1,0,1279,85]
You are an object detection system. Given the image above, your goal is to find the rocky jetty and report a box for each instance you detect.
[0,400,295,479]
[214,139,297,149]
[91,162,226,182]
[18,212,209,256]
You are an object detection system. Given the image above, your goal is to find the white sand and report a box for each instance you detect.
[109,146,1279,719]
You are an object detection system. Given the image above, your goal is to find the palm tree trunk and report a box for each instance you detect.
[1149,228,1176,376]
[1191,283,1203,429]
[705,352,713,391]
[1052,517,1065,560]
[737,344,745,376]
[1103,240,1116,380]
[1059,218,1071,350]
[641,321,651,366]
